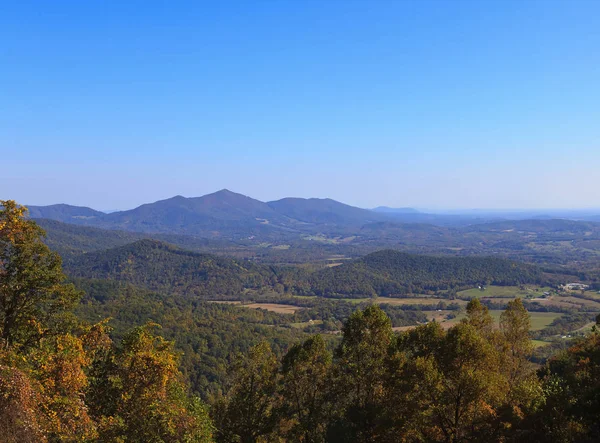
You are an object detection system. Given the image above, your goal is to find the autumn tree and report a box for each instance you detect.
[90,323,214,442]
[0,200,80,350]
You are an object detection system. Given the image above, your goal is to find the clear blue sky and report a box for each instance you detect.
[2,0,599,210]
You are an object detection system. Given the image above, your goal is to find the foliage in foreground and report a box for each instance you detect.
[0,201,213,442]
[213,301,600,443]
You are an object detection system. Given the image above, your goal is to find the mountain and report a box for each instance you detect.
[300,249,543,298]
[65,239,281,296]
[27,203,104,222]
[267,197,386,226]
[34,190,299,239]
[35,219,232,258]
[96,189,296,236]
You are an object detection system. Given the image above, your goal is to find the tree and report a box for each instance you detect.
[463,298,494,337]
[0,201,80,349]
[92,323,214,443]
[525,331,600,442]
[280,334,332,442]
[213,341,280,443]
[329,305,393,442]
[499,299,537,399]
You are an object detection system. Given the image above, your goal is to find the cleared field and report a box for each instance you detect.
[340,297,467,306]
[488,310,562,331]
[581,291,600,300]
[243,303,303,314]
[532,295,600,310]
[458,285,550,300]
[533,297,580,309]
[377,297,466,306]
[556,296,600,309]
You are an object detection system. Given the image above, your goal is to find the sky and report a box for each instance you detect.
[1,0,599,211]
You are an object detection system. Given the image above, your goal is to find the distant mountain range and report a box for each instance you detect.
[28,189,392,239]
[26,189,600,241]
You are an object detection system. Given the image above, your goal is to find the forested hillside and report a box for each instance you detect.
[298,249,543,297]
[66,239,282,296]
[64,239,545,298]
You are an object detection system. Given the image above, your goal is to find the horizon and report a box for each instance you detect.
[21,188,600,215]
[3,1,599,210]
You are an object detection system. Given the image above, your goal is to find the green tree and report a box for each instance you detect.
[0,201,80,349]
[213,341,280,443]
[524,331,600,442]
[329,305,393,442]
[499,298,541,416]
[404,322,506,442]
[280,335,332,442]
[463,298,494,337]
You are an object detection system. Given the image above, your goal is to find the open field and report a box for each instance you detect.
[488,310,562,331]
[556,295,600,309]
[532,294,600,310]
[376,297,466,306]
[208,301,303,314]
[243,303,304,314]
[458,285,551,300]
[340,297,467,306]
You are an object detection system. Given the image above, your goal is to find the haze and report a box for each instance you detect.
[2,1,599,210]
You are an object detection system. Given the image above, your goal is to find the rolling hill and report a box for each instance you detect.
[63,239,544,299]
[27,203,105,222]
[64,239,281,296]
[300,249,544,298]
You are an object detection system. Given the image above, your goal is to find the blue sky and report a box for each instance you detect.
[2,0,599,210]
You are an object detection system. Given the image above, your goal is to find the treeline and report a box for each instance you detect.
[0,201,213,441]
[64,239,544,298]
[212,302,600,443]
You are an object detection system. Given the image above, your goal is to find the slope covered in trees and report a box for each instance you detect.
[63,240,545,299]
[65,239,281,296]
[296,249,544,297]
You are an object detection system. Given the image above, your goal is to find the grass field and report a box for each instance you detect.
[243,303,303,314]
[488,310,562,331]
[458,285,551,300]
[339,297,467,306]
